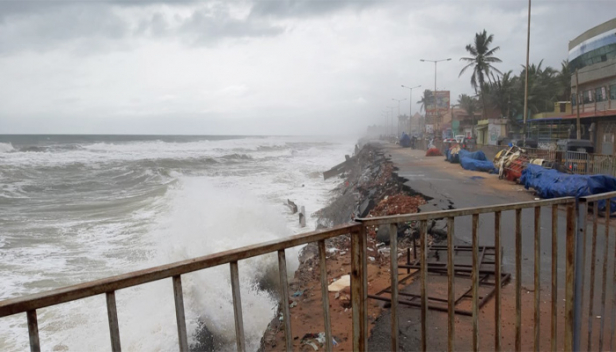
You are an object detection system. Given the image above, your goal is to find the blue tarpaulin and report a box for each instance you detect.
[445,149,459,163]
[458,149,496,172]
[521,164,616,211]
[400,133,411,148]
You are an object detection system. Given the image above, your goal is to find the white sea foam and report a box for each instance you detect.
[0,135,354,351]
[0,142,14,153]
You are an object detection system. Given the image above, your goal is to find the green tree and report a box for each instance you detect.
[417,90,434,112]
[484,70,520,119]
[520,60,559,114]
[557,59,572,101]
[459,29,503,119]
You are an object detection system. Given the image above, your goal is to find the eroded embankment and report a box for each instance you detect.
[258,143,447,351]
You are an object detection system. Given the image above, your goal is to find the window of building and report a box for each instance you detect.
[611,84,616,100]
[596,87,604,102]
[584,90,592,103]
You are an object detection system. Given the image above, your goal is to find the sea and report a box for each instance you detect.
[0,135,355,351]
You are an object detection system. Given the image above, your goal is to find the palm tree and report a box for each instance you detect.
[417,90,433,112]
[520,60,558,114]
[557,59,572,101]
[484,70,519,119]
[459,30,503,119]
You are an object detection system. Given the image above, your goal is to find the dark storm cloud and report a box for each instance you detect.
[0,0,289,53]
[249,0,380,18]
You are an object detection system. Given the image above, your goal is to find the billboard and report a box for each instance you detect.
[426,91,450,117]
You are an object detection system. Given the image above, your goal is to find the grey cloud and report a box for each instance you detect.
[249,0,381,18]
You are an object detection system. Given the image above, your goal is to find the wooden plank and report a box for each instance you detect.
[277,251,292,352]
[26,310,40,352]
[0,223,360,317]
[230,261,246,352]
[318,240,333,352]
[106,291,121,352]
[172,276,189,352]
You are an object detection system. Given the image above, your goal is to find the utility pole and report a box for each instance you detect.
[576,69,581,140]
[392,98,406,136]
[420,58,451,137]
[401,85,421,135]
[522,0,531,147]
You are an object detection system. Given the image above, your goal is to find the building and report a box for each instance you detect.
[568,17,616,154]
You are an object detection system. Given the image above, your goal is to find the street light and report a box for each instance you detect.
[401,84,421,136]
[420,58,451,136]
[392,98,406,136]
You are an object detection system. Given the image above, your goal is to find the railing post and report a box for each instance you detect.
[565,204,575,352]
[26,310,40,352]
[574,199,587,351]
[351,225,368,351]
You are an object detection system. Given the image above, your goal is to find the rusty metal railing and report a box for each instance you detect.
[0,223,364,352]
[2,194,615,351]
[575,191,616,352]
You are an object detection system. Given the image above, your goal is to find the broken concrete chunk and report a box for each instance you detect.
[327,274,350,292]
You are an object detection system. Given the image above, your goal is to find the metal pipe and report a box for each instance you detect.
[318,240,333,352]
[447,217,455,352]
[522,0,532,145]
[516,209,522,352]
[172,276,189,352]
[420,219,428,352]
[472,214,479,352]
[599,200,610,351]
[551,204,558,352]
[534,206,541,352]
[574,199,588,351]
[389,223,399,351]
[276,251,292,351]
[27,310,40,352]
[106,291,121,352]
[495,211,502,352]
[231,261,246,352]
[587,202,599,350]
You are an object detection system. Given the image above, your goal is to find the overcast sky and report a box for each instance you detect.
[0,0,613,135]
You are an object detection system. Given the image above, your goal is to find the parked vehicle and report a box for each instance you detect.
[461,137,476,151]
[556,139,595,173]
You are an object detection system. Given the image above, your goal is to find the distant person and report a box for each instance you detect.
[411,135,417,149]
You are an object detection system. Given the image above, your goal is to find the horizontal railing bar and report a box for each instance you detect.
[0,223,361,317]
[580,191,616,202]
[355,197,575,225]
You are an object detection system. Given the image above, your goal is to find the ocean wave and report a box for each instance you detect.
[0,142,14,153]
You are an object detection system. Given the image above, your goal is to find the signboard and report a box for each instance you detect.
[425,124,434,134]
[426,91,450,117]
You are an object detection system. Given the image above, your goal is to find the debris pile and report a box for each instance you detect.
[425,147,443,157]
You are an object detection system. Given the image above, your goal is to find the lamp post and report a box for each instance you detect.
[420,58,451,137]
[392,98,406,136]
[523,0,532,145]
[387,106,395,136]
[401,84,421,135]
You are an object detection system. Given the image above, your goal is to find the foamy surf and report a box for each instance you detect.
[0,135,354,351]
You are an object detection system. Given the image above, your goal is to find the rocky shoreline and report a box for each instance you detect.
[258,142,441,351]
